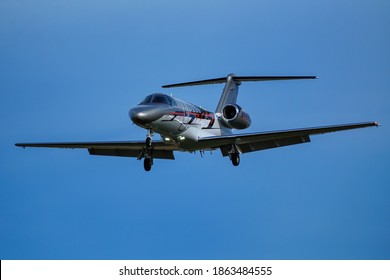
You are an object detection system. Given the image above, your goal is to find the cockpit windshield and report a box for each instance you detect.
[138,94,176,106]
[152,95,170,104]
[139,95,153,105]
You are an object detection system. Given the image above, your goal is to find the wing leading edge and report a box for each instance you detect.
[15,141,178,160]
[198,121,379,156]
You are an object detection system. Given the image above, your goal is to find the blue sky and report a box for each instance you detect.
[1,0,389,259]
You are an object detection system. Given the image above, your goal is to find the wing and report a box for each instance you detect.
[15,141,180,160]
[198,122,379,156]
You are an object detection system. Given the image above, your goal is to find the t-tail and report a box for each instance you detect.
[162,73,317,130]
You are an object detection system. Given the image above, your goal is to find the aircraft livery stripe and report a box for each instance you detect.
[167,111,215,128]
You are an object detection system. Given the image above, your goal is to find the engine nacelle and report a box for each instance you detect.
[221,104,251,129]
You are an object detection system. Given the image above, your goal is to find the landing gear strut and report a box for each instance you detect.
[146,129,153,147]
[144,129,154,171]
[146,136,152,147]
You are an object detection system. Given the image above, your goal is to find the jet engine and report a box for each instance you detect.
[221,104,251,129]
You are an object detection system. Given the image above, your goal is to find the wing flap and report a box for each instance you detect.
[88,148,141,158]
[88,148,175,159]
[220,135,311,156]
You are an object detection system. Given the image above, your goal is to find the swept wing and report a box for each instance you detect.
[15,141,178,159]
[198,121,379,156]
[15,122,379,159]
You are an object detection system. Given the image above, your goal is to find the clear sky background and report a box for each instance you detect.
[1,0,389,259]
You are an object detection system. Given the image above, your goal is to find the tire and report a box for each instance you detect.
[231,153,240,166]
[144,158,152,171]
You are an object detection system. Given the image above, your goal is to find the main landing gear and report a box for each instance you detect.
[143,129,153,172]
[228,144,241,166]
[230,153,240,166]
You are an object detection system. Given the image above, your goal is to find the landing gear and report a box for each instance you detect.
[146,136,152,147]
[146,129,153,147]
[228,144,241,167]
[144,157,153,171]
[143,129,154,171]
[231,153,240,166]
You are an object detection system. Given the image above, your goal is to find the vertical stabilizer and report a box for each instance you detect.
[215,74,240,113]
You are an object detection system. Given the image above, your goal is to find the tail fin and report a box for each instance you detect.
[162,74,317,113]
[215,73,240,113]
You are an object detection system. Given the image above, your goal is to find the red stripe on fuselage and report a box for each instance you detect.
[169,111,215,127]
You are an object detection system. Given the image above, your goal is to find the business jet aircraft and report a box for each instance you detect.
[16,74,379,171]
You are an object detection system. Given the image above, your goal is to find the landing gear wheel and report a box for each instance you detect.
[144,158,152,171]
[231,153,240,166]
[146,136,152,147]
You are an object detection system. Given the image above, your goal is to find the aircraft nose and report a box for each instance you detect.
[130,110,149,125]
[129,106,166,126]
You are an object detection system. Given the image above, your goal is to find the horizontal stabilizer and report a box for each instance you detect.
[162,75,317,88]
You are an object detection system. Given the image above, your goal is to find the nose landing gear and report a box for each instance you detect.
[143,157,153,171]
[143,129,154,172]
[146,136,152,148]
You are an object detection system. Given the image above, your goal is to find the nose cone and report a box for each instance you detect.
[129,105,166,127]
[130,110,150,126]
